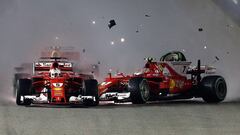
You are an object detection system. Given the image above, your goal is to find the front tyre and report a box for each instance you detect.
[16,79,32,105]
[200,76,227,103]
[83,79,99,106]
[128,78,150,104]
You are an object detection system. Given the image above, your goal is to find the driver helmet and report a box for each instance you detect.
[144,57,154,68]
[49,62,61,78]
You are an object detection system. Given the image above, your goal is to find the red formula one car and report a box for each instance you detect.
[99,51,227,104]
[15,56,99,106]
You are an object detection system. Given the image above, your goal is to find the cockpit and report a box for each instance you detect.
[49,62,61,78]
[160,51,186,61]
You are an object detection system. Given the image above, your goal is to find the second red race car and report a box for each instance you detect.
[15,50,99,106]
[99,51,227,104]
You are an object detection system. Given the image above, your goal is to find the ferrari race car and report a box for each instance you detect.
[15,56,99,106]
[99,51,227,104]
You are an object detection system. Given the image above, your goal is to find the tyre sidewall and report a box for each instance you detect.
[83,79,99,106]
[139,79,150,102]
[214,77,227,100]
[128,77,150,104]
[16,79,32,105]
[201,76,227,103]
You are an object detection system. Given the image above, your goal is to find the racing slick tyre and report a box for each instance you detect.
[200,76,227,103]
[83,79,99,106]
[128,77,150,104]
[13,73,30,97]
[16,79,32,105]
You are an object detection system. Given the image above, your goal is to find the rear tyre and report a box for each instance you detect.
[128,78,150,104]
[16,79,32,105]
[83,79,99,106]
[200,76,227,103]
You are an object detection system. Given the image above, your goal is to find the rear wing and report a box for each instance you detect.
[33,61,73,73]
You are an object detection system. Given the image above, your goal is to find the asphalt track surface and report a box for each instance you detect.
[0,99,240,135]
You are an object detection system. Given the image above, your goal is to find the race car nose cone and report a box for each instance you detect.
[56,97,61,102]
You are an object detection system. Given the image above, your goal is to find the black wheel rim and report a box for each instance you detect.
[216,79,226,99]
[140,80,150,101]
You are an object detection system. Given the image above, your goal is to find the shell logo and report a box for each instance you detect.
[169,79,176,90]
[158,64,163,72]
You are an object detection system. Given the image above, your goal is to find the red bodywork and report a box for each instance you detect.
[32,73,81,104]
[99,60,203,101]
[15,49,99,106]
[49,77,66,103]
[31,58,93,104]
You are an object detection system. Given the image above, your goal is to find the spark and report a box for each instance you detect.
[233,0,238,4]
[121,38,125,43]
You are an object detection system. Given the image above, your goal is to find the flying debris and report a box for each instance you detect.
[215,56,220,61]
[98,61,101,64]
[136,24,143,33]
[108,19,116,29]
[212,56,220,64]
[136,27,140,33]
[83,49,86,53]
[145,14,151,17]
[198,28,203,32]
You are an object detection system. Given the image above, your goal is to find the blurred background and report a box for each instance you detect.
[0,0,240,101]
